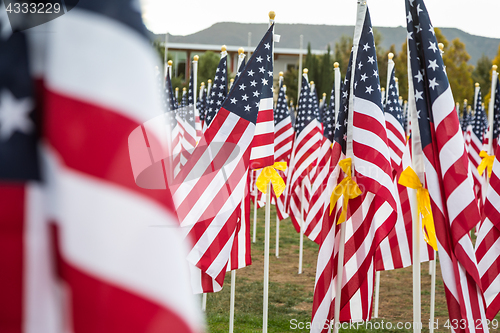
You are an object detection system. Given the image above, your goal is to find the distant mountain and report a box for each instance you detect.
[151,22,500,65]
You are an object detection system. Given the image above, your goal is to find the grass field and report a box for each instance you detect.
[204,203,499,333]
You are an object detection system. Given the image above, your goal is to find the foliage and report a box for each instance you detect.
[283,67,299,107]
[393,41,408,102]
[472,55,492,105]
[197,51,221,91]
[334,35,353,80]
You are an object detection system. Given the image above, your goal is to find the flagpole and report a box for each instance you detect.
[263,12,275,333]
[333,222,346,333]
[408,45,422,333]
[487,65,498,155]
[253,172,258,243]
[429,250,436,333]
[229,270,236,333]
[237,47,245,72]
[163,32,169,79]
[297,35,303,104]
[202,293,207,311]
[276,72,285,259]
[298,181,304,274]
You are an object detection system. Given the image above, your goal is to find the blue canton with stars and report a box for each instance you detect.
[385,67,404,128]
[274,81,290,127]
[197,84,207,122]
[406,0,451,148]
[493,77,500,143]
[163,67,177,131]
[333,53,353,155]
[0,30,40,181]
[310,85,321,124]
[322,82,335,142]
[295,75,316,136]
[472,89,487,141]
[205,55,228,126]
[220,24,274,124]
[353,7,383,113]
[460,101,469,133]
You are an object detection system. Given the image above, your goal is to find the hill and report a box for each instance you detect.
[151,22,500,65]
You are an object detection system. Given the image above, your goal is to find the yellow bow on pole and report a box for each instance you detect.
[398,167,438,251]
[329,158,362,225]
[478,151,495,178]
[256,162,287,197]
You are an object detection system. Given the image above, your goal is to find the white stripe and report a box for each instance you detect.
[250,144,274,160]
[432,86,455,128]
[24,184,62,333]
[447,180,476,225]
[46,10,163,126]
[439,130,466,176]
[254,120,274,136]
[43,147,203,331]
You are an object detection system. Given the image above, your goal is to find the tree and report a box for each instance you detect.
[197,51,220,91]
[393,41,408,101]
[334,35,353,78]
[283,67,299,107]
[472,55,492,104]
[318,44,334,101]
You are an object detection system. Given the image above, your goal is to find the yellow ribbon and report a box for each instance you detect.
[398,167,438,251]
[256,162,287,197]
[329,158,362,224]
[478,151,494,178]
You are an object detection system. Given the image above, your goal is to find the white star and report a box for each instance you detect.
[373,70,379,78]
[259,67,266,73]
[244,105,251,112]
[428,41,438,53]
[407,12,412,23]
[360,73,368,82]
[253,91,260,97]
[415,70,424,83]
[250,80,257,87]
[268,71,273,77]
[369,27,373,35]
[0,89,34,140]
[335,122,340,130]
[230,97,237,104]
[242,94,249,101]
[248,70,255,76]
[429,24,435,36]
[262,78,268,85]
[363,43,371,51]
[367,56,375,64]
[409,0,414,6]
[264,43,270,49]
[415,89,423,101]
[429,77,439,90]
[358,62,363,70]
[416,4,423,15]
[239,83,246,90]
[417,109,421,119]
[256,56,263,63]
[428,59,439,71]
[365,86,374,94]
[407,31,413,40]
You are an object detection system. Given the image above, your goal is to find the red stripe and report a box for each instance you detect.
[0,183,25,333]
[256,108,273,122]
[44,90,175,214]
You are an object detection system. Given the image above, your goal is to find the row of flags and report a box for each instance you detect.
[160,0,500,330]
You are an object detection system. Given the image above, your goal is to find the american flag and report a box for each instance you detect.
[375,58,434,271]
[486,77,500,153]
[165,65,182,178]
[406,0,489,330]
[197,82,207,126]
[177,68,198,167]
[475,144,500,320]
[273,80,294,220]
[469,89,488,211]
[171,24,274,293]
[204,54,228,129]
[311,53,351,331]
[285,74,322,234]
[305,80,337,244]
[334,3,398,321]
[1,4,202,332]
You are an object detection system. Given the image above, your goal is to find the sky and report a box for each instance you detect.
[140,0,500,40]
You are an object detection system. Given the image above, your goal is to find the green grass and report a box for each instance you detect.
[204,202,500,333]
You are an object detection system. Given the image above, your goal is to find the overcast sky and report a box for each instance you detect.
[140,0,500,40]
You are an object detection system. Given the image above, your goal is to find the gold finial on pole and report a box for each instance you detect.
[493,65,498,71]
[464,99,468,104]
[323,92,327,97]
[395,77,399,83]
[334,62,339,68]
[230,78,234,84]
[381,87,385,92]
[168,60,173,66]
[283,85,287,89]
[438,43,444,51]
[475,82,480,87]
[221,45,227,52]
[193,55,199,61]
[310,81,314,85]
[279,71,284,77]
[388,52,394,60]
[238,47,244,55]
[269,11,276,20]
[208,79,212,84]
[201,82,205,86]
[182,87,186,92]
[303,68,308,74]
[175,87,179,92]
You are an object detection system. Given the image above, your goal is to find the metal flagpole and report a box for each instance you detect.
[429,250,436,333]
[263,12,276,333]
[253,174,258,243]
[487,65,498,156]
[276,71,285,258]
[229,270,236,333]
[202,293,207,311]
[298,181,304,274]
[163,32,169,79]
